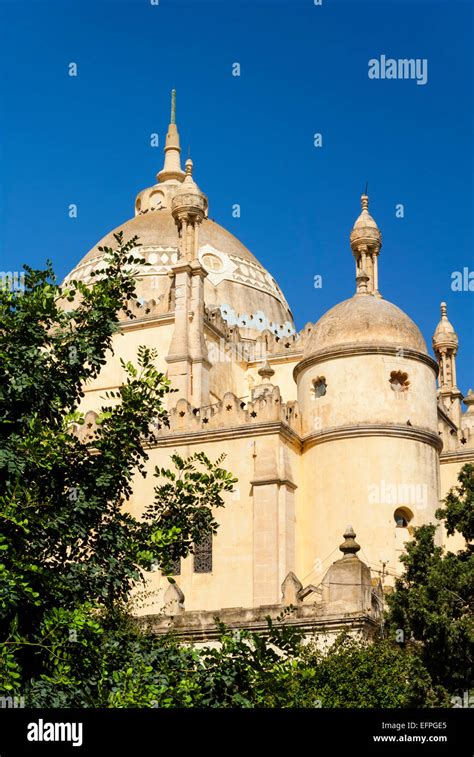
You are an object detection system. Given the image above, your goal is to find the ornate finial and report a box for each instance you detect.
[440,302,447,318]
[339,525,361,558]
[156,90,184,184]
[185,158,193,177]
[258,359,275,382]
[361,193,369,211]
[170,89,176,125]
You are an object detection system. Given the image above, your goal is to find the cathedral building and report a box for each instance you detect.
[64,93,474,638]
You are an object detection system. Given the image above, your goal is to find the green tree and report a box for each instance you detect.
[290,633,441,708]
[0,235,235,698]
[386,464,474,695]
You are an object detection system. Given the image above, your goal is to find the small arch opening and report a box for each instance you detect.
[394,507,413,528]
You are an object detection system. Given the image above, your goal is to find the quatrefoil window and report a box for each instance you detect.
[389,371,410,393]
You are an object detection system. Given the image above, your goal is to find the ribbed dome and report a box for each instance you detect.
[303,294,427,357]
[67,210,259,268]
[63,207,295,338]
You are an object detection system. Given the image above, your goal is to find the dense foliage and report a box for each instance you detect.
[386,464,474,695]
[0,236,235,700]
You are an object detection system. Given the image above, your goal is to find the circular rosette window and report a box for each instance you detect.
[201,253,224,272]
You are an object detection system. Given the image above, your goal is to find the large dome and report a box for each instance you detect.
[64,91,294,337]
[303,294,427,357]
[64,207,294,338]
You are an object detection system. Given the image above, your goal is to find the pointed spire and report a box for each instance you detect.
[433,301,458,353]
[432,302,461,420]
[173,156,207,213]
[184,157,194,181]
[157,89,185,183]
[171,154,208,262]
[170,88,176,124]
[350,191,382,296]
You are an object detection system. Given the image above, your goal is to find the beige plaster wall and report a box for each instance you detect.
[297,436,441,586]
[79,322,174,413]
[439,458,468,553]
[127,432,297,615]
[297,353,438,435]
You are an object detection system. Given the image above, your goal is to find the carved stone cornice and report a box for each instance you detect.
[138,607,379,642]
[303,423,442,452]
[293,343,439,380]
[119,311,175,331]
[440,448,474,464]
[147,421,302,452]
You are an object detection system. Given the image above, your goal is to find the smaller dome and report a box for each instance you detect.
[353,200,379,230]
[432,302,458,352]
[303,294,427,357]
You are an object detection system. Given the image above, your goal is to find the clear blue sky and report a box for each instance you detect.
[0,0,473,390]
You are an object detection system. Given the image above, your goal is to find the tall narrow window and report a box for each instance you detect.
[194,533,212,573]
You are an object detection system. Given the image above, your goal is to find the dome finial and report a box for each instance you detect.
[339,526,361,558]
[258,359,275,383]
[361,182,369,211]
[170,89,176,125]
[433,301,458,352]
[350,189,382,296]
[156,90,185,184]
[432,300,459,398]
[172,155,208,250]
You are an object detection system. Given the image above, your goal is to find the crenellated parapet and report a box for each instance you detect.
[118,297,166,323]
[72,410,99,443]
[155,388,302,436]
[252,321,311,358]
[438,390,474,455]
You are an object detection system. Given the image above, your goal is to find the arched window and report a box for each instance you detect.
[394,507,413,528]
[194,533,213,573]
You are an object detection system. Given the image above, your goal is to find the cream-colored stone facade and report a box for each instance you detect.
[65,93,473,634]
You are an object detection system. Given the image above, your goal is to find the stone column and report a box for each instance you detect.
[251,442,297,605]
[165,262,192,402]
[189,260,211,407]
